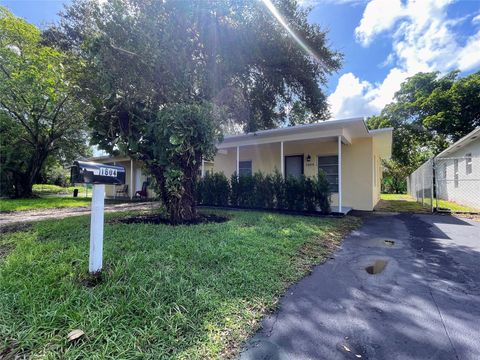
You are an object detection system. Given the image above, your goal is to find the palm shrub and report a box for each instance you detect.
[252,172,275,208]
[285,176,299,210]
[304,177,316,211]
[272,169,286,209]
[316,170,331,213]
[198,172,214,205]
[263,174,275,209]
[212,172,229,206]
[238,174,255,207]
[230,172,240,206]
[197,170,331,213]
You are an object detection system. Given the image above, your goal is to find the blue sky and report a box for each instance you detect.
[2,0,480,119]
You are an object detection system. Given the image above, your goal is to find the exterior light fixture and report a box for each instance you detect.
[306,154,311,162]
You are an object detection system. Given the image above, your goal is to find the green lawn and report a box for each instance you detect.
[0,210,359,359]
[0,197,91,213]
[377,194,479,213]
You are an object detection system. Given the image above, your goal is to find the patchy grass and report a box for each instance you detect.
[435,199,479,213]
[376,194,430,213]
[0,197,91,213]
[33,184,91,197]
[0,210,360,359]
[377,194,479,213]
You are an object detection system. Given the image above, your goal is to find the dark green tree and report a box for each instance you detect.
[0,7,89,197]
[53,0,341,222]
[367,70,479,193]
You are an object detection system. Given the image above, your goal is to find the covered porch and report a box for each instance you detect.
[92,156,151,200]
[205,126,353,213]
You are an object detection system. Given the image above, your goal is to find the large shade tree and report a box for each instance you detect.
[53,0,341,223]
[367,70,480,192]
[0,7,89,197]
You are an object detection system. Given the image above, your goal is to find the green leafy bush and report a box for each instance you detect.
[229,172,240,206]
[238,174,255,207]
[196,170,331,213]
[304,177,317,211]
[196,172,229,206]
[316,170,331,213]
[272,169,286,209]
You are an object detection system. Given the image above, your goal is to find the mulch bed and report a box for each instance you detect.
[109,213,229,226]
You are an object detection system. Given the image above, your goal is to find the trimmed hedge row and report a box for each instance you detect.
[196,170,331,213]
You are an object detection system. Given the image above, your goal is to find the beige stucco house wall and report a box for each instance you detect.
[90,118,393,212]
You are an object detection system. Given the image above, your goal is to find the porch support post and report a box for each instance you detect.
[236,146,240,175]
[280,141,284,177]
[338,136,342,213]
[201,158,205,178]
[130,159,134,199]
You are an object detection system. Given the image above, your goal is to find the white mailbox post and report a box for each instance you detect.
[71,161,126,275]
[89,184,105,273]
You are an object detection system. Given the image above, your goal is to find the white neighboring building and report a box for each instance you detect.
[435,127,480,209]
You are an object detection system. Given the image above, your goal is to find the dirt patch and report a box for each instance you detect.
[0,222,32,234]
[0,243,14,260]
[79,271,103,288]
[0,339,28,359]
[110,213,230,226]
[0,201,160,228]
[365,260,388,275]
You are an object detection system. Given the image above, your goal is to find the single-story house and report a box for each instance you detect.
[433,127,480,209]
[90,117,393,213]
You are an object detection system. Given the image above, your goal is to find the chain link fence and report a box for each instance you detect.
[407,155,480,213]
[407,158,434,211]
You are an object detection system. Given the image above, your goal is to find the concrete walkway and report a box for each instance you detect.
[0,202,159,229]
[240,213,480,360]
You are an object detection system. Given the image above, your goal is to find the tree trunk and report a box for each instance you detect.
[148,163,199,224]
[15,150,48,198]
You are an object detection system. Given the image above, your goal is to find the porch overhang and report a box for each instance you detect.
[216,117,374,149]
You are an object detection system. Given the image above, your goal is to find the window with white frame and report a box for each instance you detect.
[318,155,339,192]
[466,153,472,175]
[239,160,252,177]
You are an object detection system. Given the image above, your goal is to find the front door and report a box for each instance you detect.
[285,155,304,178]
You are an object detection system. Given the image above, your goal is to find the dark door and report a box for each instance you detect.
[285,155,304,178]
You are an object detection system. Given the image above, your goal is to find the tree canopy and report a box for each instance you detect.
[0,7,90,197]
[50,0,342,222]
[367,70,480,193]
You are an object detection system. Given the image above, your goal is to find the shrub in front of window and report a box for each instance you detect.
[230,172,240,206]
[212,173,230,206]
[304,177,317,212]
[285,175,305,211]
[197,170,331,213]
[253,172,275,209]
[272,169,286,210]
[238,174,255,207]
[316,170,331,213]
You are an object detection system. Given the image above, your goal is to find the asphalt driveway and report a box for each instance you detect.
[240,213,480,359]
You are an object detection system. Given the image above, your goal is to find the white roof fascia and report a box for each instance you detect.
[369,127,394,134]
[88,155,131,162]
[218,117,367,148]
[436,127,480,158]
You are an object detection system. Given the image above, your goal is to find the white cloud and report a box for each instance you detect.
[328,72,375,118]
[472,13,480,24]
[329,0,480,118]
[457,30,480,71]
[328,69,408,118]
[355,0,406,46]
